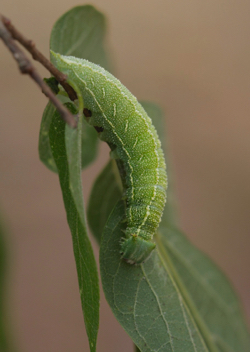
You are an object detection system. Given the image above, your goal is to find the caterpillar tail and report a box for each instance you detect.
[121,236,156,265]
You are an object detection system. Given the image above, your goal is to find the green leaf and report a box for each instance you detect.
[100,201,211,352]
[39,98,99,172]
[0,215,11,352]
[40,5,113,173]
[0,222,7,351]
[139,101,178,226]
[50,5,112,72]
[39,100,61,173]
[87,160,122,244]
[49,105,99,352]
[134,345,141,352]
[158,210,250,352]
[97,102,250,351]
[43,77,60,94]
[80,118,99,169]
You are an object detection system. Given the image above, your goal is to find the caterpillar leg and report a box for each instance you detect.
[121,236,155,265]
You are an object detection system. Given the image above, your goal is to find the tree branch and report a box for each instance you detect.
[1,15,77,101]
[0,16,77,128]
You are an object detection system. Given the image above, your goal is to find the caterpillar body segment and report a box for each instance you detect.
[51,51,167,264]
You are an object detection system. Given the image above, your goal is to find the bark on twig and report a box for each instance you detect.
[0,15,77,128]
[1,15,77,101]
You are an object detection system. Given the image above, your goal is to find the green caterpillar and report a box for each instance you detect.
[51,51,167,264]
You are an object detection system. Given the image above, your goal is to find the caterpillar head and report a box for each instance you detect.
[121,236,156,265]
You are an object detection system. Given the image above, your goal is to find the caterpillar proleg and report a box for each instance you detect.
[51,51,167,264]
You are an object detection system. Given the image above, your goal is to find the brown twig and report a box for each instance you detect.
[0,17,77,128]
[1,14,77,101]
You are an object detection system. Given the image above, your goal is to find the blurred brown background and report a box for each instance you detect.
[0,0,250,351]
